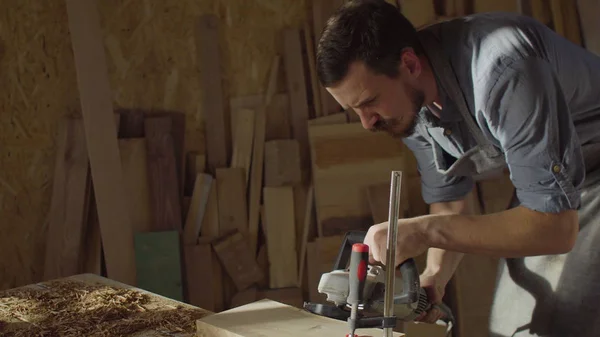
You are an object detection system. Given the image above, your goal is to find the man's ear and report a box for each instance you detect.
[400,48,421,78]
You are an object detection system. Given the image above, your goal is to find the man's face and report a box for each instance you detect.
[326,56,424,138]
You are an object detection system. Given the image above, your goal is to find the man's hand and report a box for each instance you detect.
[415,271,448,323]
[363,218,428,267]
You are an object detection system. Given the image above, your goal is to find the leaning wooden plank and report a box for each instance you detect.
[308,123,413,236]
[134,231,184,302]
[65,0,135,285]
[184,173,213,245]
[302,21,322,118]
[145,116,183,232]
[231,108,256,185]
[44,117,91,281]
[184,242,217,311]
[263,186,298,288]
[216,168,248,235]
[577,0,600,55]
[248,56,279,255]
[196,299,404,337]
[264,139,302,187]
[119,138,153,234]
[197,14,230,175]
[283,28,311,179]
[81,188,102,275]
[296,184,314,287]
[212,231,264,291]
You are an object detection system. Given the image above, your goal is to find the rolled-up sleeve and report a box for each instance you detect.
[403,130,474,205]
[484,57,585,213]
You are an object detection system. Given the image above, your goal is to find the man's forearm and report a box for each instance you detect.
[420,205,579,258]
[422,197,472,283]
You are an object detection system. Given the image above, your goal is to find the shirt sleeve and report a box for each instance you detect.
[402,129,474,205]
[483,56,585,213]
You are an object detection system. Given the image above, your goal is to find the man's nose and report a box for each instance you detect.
[359,113,378,130]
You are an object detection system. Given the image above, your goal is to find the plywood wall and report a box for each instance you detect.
[0,0,308,290]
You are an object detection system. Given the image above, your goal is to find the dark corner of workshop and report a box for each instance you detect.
[1,0,597,337]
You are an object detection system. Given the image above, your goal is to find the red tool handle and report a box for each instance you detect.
[348,243,369,306]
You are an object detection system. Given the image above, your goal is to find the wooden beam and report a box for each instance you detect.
[65,0,136,285]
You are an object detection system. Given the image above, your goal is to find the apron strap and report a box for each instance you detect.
[418,28,502,158]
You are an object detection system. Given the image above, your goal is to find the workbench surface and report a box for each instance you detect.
[0,273,212,336]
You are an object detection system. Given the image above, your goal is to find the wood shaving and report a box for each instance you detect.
[0,280,209,336]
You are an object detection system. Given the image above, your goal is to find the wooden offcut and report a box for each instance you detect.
[212,231,263,291]
[65,0,136,285]
[264,139,302,187]
[145,116,183,232]
[231,108,256,185]
[119,138,152,234]
[44,117,91,281]
[308,122,413,236]
[263,186,298,288]
[196,299,404,337]
[183,173,213,245]
[215,168,248,235]
[197,14,230,175]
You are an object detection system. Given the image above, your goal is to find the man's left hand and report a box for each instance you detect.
[363,218,429,267]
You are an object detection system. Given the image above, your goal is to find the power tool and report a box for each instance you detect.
[303,171,454,336]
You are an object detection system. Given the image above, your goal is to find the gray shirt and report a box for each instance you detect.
[403,12,600,213]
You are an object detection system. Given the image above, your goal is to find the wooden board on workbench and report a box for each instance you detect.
[196,299,404,337]
[308,122,415,236]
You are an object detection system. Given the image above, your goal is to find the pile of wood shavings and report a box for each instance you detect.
[0,280,208,337]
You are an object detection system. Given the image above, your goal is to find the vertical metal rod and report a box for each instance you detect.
[384,171,403,337]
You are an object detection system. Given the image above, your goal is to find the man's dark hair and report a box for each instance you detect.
[316,0,421,87]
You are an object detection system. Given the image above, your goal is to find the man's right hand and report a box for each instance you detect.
[415,271,448,324]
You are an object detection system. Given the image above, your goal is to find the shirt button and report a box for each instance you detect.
[553,165,561,173]
[444,128,452,136]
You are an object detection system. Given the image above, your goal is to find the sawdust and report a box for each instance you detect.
[0,279,209,337]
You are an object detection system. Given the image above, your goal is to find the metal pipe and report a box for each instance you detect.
[383,171,403,337]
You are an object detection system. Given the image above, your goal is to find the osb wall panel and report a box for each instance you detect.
[0,0,307,290]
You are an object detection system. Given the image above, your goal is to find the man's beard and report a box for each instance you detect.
[371,87,425,138]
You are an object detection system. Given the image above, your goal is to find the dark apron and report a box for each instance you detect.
[419,28,600,337]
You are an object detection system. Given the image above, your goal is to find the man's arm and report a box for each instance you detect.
[419,205,578,258]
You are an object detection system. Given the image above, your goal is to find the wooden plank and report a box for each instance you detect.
[473,0,518,13]
[296,184,314,287]
[265,93,292,141]
[283,28,311,178]
[478,172,515,214]
[231,108,255,185]
[119,138,153,233]
[44,117,91,281]
[302,21,322,118]
[117,109,144,138]
[185,152,206,196]
[200,179,220,238]
[65,0,135,285]
[196,299,404,336]
[308,123,413,236]
[248,57,279,255]
[134,231,184,302]
[263,187,298,288]
[183,173,214,245]
[264,140,302,187]
[402,0,437,28]
[145,116,183,231]
[184,243,217,310]
[212,231,264,291]
[197,14,230,175]
[367,183,396,224]
[577,0,600,55]
[81,189,102,275]
[231,287,304,309]
[216,168,248,235]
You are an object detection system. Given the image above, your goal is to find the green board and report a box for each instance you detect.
[134,230,183,301]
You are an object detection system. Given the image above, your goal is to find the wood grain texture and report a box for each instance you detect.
[264,140,302,187]
[65,0,136,285]
[283,28,311,177]
[119,138,152,234]
[231,109,255,185]
[145,116,183,232]
[196,299,404,337]
[212,232,264,291]
[197,14,230,175]
[263,187,297,288]
[308,123,413,236]
[44,117,91,281]
[184,173,213,245]
[184,243,217,310]
[216,168,248,235]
